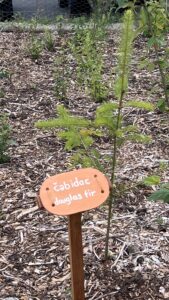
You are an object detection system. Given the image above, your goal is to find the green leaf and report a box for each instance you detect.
[35,119,68,129]
[81,135,94,148]
[0,69,9,79]
[148,188,169,203]
[80,155,94,168]
[96,102,119,114]
[114,10,134,99]
[95,102,120,131]
[156,99,166,112]
[122,125,139,133]
[126,101,154,111]
[161,183,169,189]
[128,133,151,143]
[139,58,149,70]
[59,129,94,150]
[71,151,94,168]
[35,105,92,130]
[139,59,156,72]
[147,62,156,72]
[57,105,69,118]
[0,114,11,164]
[35,116,91,129]
[115,129,124,138]
[59,131,82,150]
[79,129,102,137]
[94,116,117,131]
[143,175,161,186]
[147,37,156,48]
[90,149,100,159]
[116,0,129,8]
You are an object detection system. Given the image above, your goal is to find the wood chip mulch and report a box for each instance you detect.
[0,27,169,300]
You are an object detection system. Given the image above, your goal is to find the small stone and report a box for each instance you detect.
[26,191,37,198]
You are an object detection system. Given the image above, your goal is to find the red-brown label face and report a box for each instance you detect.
[39,168,110,216]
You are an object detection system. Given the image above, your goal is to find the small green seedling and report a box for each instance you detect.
[69,13,109,102]
[43,29,55,51]
[0,115,11,163]
[27,37,43,60]
[53,48,70,100]
[139,0,169,107]
[0,69,9,79]
[0,89,5,98]
[144,174,169,203]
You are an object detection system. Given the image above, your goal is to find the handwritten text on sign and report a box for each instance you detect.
[40,168,110,215]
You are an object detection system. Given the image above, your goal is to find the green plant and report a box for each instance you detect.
[26,18,43,60]
[159,160,169,171]
[144,175,169,203]
[69,11,109,102]
[149,185,169,203]
[68,1,115,102]
[90,0,116,24]
[43,29,55,51]
[143,161,169,203]
[30,83,37,91]
[0,69,9,79]
[143,175,161,186]
[36,10,154,258]
[27,37,43,60]
[0,115,11,163]
[55,15,65,36]
[0,69,10,98]
[139,0,169,109]
[53,47,70,100]
[0,89,5,98]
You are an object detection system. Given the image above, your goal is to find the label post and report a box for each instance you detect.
[68,213,85,300]
[38,168,110,300]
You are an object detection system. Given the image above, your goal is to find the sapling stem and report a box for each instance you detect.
[105,10,134,259]
[105,91,124,259]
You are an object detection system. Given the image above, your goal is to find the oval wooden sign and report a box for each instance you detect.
[39,168,110,216]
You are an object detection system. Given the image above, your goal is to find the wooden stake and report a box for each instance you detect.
[39,168,110,299]
[68,213,85,300]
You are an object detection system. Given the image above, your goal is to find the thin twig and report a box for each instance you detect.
[111,242,127,268]
[94,290,118,300]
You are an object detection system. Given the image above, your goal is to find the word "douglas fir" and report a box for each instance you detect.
[54,189,96,206]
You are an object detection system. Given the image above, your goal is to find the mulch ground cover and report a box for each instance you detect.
[0,26,169,300]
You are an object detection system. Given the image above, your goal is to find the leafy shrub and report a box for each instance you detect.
[27,37,43,60]
[143,174,169,203]
[26,18,43,60]
[69,13,109,102]
[149,186,169,203]
[53,48,70,100]
[43,29,55,51]
[139,0,169,108]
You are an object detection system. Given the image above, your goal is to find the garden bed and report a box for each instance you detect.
[0,27,169,299]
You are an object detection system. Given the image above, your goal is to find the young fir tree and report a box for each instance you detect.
[35,10,153,258]
[69,12,109,102]
[139,0,169,109]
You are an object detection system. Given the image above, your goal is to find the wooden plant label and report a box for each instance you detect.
[40,168,110,216]
[39,168,110,300]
